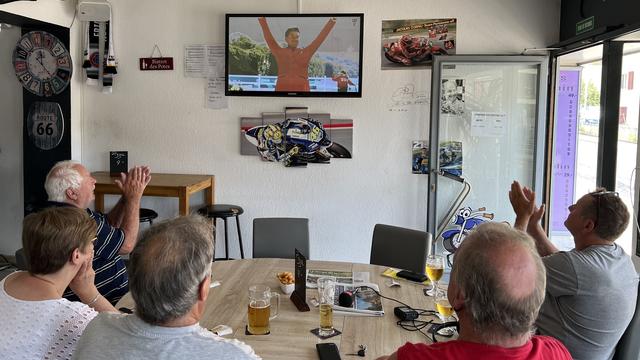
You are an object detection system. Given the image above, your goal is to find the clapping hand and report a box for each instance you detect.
[509,181,537,230]
[115,166,152,201]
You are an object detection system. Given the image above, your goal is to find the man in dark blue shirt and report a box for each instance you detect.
[44,161,151,304]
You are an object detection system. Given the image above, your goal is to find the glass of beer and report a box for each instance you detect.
[425,254,445,296]
[247,285,280,335]
[317,276,336,336]
[435,289,456,336]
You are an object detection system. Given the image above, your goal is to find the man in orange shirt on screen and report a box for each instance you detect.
[331,70,354,92]
[258,17,335,92]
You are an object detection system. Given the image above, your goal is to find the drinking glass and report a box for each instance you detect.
[435,289,456,336]
[247,285,279,335]
[425,254,445,296]
[317,276,336,336]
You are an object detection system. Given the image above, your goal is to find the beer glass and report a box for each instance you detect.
[425,254,445,296]
[247,285,280,335]
[317,276,336,336]
[435,289,456,336]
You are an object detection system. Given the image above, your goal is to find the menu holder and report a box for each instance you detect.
[109,151,128,177]
[290,248,310,312]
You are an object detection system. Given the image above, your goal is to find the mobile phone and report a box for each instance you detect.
[316,342,341,360]
[396,270,428,283]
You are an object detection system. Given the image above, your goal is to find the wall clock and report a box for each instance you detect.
[12,31,73,97]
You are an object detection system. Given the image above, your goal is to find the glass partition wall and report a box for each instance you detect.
[427,56,548,263]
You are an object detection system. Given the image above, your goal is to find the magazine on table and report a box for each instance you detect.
[306,269,370,288]
[332,283,384,316]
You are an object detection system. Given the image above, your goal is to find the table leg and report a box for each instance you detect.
[95,193,105,213]
[179,189,189,216]
[205,176,215,205]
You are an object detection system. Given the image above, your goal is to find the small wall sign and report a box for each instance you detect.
[139,57,174,71]
[110,151,128,176]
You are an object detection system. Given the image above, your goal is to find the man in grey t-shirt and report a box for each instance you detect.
[73,216,260,360]
[509,182,638,360]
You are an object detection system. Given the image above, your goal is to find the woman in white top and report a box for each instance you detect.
[0,207,118,360]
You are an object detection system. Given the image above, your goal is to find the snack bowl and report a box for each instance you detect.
[277,272,295,294]
[280,282,295,295]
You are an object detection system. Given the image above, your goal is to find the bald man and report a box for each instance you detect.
[377,223,571,360]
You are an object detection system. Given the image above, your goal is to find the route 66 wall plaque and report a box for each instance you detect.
[27,101,64,150]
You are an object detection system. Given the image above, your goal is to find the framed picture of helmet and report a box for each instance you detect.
[240,110,353,168]
[381,18,457,70]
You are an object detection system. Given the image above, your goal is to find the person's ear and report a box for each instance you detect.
[65,188,77,201]
[449,284,465,312]
[69,248,82,265]
[198,276,211,302]
[584,217,596,233]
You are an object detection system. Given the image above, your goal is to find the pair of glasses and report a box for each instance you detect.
[591,191,619,228]
[428,321,459,343]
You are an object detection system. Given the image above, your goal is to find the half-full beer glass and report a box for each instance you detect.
[317,276,336,336]
[247,285,280,335]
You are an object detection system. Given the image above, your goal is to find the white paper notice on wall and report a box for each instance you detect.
[206,77,227,109]
[185,45,224,78]
[471,112,507,137]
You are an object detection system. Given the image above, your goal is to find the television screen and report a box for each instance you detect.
[226,14,364,97]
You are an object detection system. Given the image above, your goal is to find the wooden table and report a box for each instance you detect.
[92,172,214,216]
[117,259,447,359]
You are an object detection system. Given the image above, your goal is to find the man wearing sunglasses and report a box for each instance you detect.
[509,181,639,360]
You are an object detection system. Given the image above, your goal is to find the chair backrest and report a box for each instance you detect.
[253,218,309,259]
[614,280,640,360]
[370,224,431,274]
[15,248,27,271]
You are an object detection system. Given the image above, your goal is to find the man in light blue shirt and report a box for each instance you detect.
[74,215,260,360]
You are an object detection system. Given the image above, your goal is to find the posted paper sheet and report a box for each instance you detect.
[470,112,507,137]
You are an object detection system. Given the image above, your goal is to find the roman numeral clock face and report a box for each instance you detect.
[13,31,72,97]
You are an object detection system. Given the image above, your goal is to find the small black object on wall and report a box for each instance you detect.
[110,151,128,176]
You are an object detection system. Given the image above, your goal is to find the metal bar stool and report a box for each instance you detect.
[139,208,158,226]
[198,204,244,260]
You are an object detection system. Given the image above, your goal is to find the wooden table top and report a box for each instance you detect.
[117,258,446,359]
[92,172,213,188]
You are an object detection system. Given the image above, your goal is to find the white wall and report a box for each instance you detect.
[0,25,23,254]
[78,0,560,262]
[0,0,75,28]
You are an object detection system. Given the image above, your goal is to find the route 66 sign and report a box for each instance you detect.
[27,101,64,150]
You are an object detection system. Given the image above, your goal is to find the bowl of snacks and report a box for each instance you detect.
[277,272,295,295]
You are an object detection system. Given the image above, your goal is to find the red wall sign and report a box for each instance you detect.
[139,57,174,71]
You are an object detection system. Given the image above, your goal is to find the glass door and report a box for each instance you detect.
[615,43,640,256]
[550,46,602,250]
[549,41,640,256]
[428,55,548,261]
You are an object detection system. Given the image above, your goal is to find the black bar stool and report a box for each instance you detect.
[198,204,244,260]
[139,208,158,226]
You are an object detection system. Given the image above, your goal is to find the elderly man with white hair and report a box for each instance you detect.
[44,160,151,304]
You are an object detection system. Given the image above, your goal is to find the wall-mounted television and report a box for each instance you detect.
[225,14,364,98]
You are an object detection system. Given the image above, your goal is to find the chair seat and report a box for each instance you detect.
[139,208,159,222]
[198,204,244,218]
